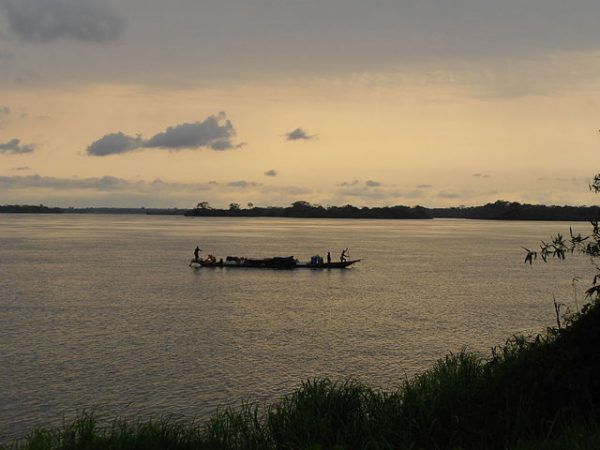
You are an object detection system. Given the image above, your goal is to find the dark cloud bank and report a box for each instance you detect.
[264,169,277,177]
[0,0,125,42]
[87,113,239,156]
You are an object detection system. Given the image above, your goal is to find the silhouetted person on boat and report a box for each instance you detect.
[194,246,201,262]
[340,248,348,262]
[327,252,331,264]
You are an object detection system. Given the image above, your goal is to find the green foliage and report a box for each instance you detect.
[523,174,600,299]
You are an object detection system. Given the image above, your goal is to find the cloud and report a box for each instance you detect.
[0,50,15,61]
[417,184,432,189]
[473,173,491,178]
[2,1,600,92]
[0,174,132,190]
[334,180,427,203]
[438,190,465,199]
[245,1,600,64]
[285,128,316,141]
[339,179,385,188]
[0,0,125,43]
[280,186,312,196]
[11,166,30,171]
[0,138,34,154]
[0,175,308,195]
[0,106,10,128]
[86,132,142,156]
[226,180,261,189]
[87,113,239,156]
[144,113,236,150]
[0,173,318,208]
[264,169,277,177]
[0,174,310,205]
[336,185,425,202]
[0,174,203,191]
[436,189,499,200]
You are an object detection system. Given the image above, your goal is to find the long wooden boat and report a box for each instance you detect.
[189,256,360,269]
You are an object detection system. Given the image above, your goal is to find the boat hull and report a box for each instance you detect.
[296,260,360,269]
[190,259,360,269]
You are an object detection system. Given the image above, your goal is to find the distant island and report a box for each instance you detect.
[1,200,600,221]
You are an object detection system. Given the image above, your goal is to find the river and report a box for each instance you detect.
[0,214,593,440]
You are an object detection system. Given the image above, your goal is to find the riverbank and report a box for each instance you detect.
[4,298,600,449]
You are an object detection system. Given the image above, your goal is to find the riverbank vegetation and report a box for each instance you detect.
[4,297,600,449]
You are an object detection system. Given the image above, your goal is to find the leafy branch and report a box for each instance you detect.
[524,174,600,301]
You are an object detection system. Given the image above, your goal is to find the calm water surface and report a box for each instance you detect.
[0,214,593,440]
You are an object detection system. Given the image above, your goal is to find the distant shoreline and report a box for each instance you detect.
[1,200,599,221]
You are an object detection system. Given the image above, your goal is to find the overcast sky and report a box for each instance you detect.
[0,0,599,207]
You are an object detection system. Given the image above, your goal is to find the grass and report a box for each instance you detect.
[5,301,600,450]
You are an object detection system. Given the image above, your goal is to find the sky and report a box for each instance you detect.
[0,0,599,208]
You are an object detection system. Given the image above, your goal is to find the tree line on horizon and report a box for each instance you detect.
[186,200,431,219]
[185,199,600,221]
[2,199,600,221]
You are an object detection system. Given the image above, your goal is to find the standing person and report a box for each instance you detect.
[327,251,331,264]
[194,246,201,262]
[340,248,348,262]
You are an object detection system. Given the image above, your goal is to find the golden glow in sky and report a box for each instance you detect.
[1,0,599,207]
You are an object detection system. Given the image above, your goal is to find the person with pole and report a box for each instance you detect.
[340,248,348,262]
